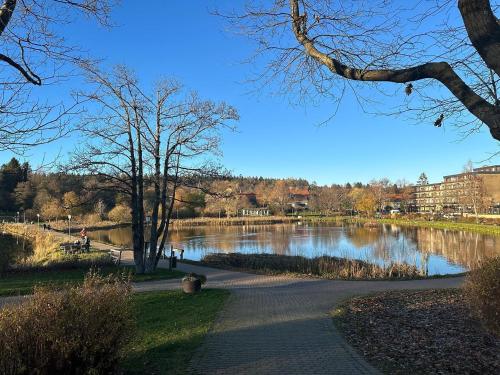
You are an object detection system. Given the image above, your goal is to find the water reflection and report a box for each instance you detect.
[87,223,500,275]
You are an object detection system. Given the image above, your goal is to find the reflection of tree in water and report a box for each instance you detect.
[343,225,382,249]
[268,224,294,255]
[90,224,498,273]
[308,225,342,255]
[89,227,134,247]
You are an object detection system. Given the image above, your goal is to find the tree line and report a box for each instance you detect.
[0,157,416,222]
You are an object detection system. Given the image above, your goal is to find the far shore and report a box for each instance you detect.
[37,214,500,236]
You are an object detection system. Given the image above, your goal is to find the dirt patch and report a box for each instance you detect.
[333,289,499,374]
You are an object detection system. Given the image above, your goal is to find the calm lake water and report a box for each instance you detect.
[87,223,500,275]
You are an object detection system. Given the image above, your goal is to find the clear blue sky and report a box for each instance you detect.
[1,0,498,185]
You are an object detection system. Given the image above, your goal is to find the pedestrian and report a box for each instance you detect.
[82,235,91,252]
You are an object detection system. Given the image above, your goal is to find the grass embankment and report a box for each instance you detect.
[332,289,499,374]
[201,253,426,280]
[0,265,185,296]
[305,216,500,236]
[122,289,229,375]
[172,215,299,227]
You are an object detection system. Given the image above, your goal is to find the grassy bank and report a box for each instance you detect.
[0,266,185,296]
[305,216,500,236]
[201,253,429,280]
[122,289,229,374]
[332,289,499,374]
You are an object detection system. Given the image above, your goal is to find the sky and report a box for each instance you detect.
[1,0,499,185]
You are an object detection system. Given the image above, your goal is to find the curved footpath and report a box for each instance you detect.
[0,253,463,375]
[138,261,464,375]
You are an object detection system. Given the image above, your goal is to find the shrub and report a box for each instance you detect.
[108,205,131,224]
[464,256,500,337]
[0,271,133,374]
[82,213,102,226]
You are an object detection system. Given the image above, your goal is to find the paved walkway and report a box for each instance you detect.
[135,261,463,375]
[0,245,464,374]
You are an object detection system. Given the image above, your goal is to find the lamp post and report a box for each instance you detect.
[37,213,40,228]
[68,214,72,240]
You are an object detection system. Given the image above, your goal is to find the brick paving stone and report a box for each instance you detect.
[168,262,463,375]
[0,258,463,375]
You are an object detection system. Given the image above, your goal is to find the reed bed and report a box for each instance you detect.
[172,216,300,227]
[201,253,422,280]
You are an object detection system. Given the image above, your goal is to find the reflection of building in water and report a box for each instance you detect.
[344,225,382,249]
[412,227,500,269]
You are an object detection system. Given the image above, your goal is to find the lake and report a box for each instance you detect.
[87,223,500,275]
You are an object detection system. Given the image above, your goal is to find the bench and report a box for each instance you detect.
[109,249,123,266]
[60,242,82,254]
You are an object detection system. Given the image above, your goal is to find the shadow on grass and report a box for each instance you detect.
[122,289,229,375]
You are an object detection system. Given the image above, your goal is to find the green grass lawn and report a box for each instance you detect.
[122,289,229,375]
[0,266,185,296]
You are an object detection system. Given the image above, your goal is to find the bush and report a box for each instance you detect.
[464,256,500,337]
[108,205,131,224]
[0,271,133,374]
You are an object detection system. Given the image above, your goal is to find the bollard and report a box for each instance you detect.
[169,245,173,271]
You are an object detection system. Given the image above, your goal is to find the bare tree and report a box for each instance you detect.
[268,180,290,214]
[222,0,500,141]
[309,184,347,214]
[369,178,391,212]
[70,66,238,273]
[459,161,487,221]
[0,0,116,153]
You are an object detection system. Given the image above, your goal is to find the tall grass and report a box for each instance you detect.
[1,223,113,272]
[201,253,422,279]
[172,216,299,227]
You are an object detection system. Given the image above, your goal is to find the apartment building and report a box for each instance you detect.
[413,165,500,214]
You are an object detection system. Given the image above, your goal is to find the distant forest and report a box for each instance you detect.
[0,157,414,222]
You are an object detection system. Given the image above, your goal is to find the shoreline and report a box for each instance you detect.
[35,215,500,236]
[303,216,500,236]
